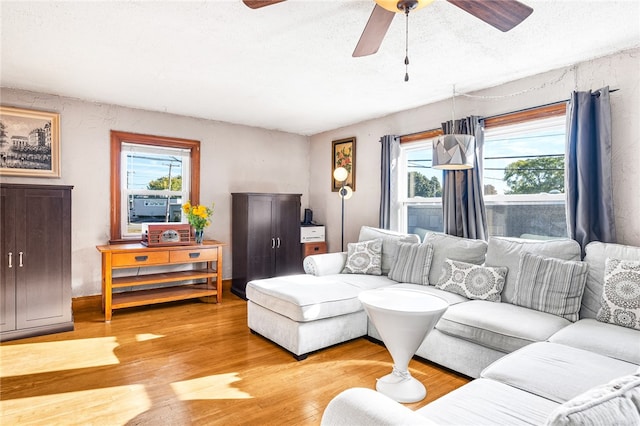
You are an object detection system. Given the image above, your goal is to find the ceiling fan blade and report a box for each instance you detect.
[243,0,286,9]
[447,0,533,32]
[353,5,396,57]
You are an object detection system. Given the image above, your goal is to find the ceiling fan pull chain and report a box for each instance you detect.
[404,8,410,82]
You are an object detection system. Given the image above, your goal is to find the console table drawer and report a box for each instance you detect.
[170,247,218,263]
[112,251,170,267]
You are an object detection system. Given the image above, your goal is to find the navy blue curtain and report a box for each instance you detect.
[441,116,488,240]
[379,135,398,229]
[566,87,616,255]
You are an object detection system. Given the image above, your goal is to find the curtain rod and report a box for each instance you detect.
[482,88,619,121]
[399,88,619,141]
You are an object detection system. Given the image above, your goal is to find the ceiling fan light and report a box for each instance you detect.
[374,0,434,13]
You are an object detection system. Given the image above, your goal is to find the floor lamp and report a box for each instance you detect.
[333,167,353,252]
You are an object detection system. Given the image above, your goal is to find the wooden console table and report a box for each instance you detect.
[97,240,224,321]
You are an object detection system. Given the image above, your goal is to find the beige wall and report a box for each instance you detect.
[309,47,640,251]
[0,91,310,297]
[2,47,638,298]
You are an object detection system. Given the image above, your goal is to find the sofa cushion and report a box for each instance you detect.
[388,242,434,285]
[513,252,588,321]
[436,300,570,353]
[581,242,640,319]
[416,378,559,426]
[423,232,488,286]
[342,239,382,275]
[481,342,640,404]
[358,226,420,275]
[549,318,640,364]
[544,373,640,426]
[246,275,362,322]
[596,258,640,330]
[436,259,507,302]
[486,237,581,304]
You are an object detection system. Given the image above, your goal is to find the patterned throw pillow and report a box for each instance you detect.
[435,258,508,302]
[596,258,640,330]
[388,242,434,285]
[514,252,589,321]
[342,239,383,275]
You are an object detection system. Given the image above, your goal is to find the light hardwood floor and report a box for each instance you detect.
[0,283,469,425]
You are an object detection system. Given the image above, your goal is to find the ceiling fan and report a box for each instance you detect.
[243,0,533,57]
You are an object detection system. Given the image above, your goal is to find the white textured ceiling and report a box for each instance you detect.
[1,0,639,135]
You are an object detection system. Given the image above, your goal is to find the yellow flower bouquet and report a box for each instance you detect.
[182,201,214,243]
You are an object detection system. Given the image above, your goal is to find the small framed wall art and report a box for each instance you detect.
[0,106,61,178]
[331,137,356,192]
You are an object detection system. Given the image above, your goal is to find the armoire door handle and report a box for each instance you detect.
[8,252,12,268]
[19,251,24,267]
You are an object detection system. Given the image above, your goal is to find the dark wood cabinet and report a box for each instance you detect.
[231,193,302,299]
[1,184,73,341]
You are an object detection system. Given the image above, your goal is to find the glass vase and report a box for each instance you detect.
[194,229,204,244]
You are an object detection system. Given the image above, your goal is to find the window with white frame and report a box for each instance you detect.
[398,138,443,240]
[483,115,567,239]
[398,112,567,240]
[120,143,191,238]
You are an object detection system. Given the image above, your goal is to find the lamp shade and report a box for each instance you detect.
[374,0,434,13]
[333,167,349,182]
[339,185,353,200]
[432,134,475,170]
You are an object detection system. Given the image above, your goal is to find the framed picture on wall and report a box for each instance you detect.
[331,137,356,192]
[0,106,61,178]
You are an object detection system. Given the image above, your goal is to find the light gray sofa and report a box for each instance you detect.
[246,226,640,424]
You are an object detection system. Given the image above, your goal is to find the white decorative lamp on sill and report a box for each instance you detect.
[432,85,475,170]
[333,166,353,252]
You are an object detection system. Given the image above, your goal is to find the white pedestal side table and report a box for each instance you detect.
[359,288,449,403]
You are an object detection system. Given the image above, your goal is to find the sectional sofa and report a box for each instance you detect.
[245,226,640,424]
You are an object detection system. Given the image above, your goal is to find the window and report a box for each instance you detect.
[398,138,443,238]
[110,131,200,242]
[121,143,190,238]
[397,105,567,240]
[484,115,567,239]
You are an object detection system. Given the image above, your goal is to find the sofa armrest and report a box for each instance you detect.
[320,388,436,426]
[303,252,347,276]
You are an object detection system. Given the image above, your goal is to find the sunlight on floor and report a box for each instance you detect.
[135,333,164,342]
[0,384,150,425]
[170,373,253,401]
[0,337,120,377]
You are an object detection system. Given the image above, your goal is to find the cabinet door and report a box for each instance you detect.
[246,195,277,281]
[15,188,72,329]
[274,195,302,276]
[0,188,17,332]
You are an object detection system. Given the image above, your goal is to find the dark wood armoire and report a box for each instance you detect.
[1,184,73,341]
[231,193,302,299]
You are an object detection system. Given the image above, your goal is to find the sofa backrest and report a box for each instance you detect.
[485,237,582,304]
[358,226,420,275]
[581,241,640,319]
[423,232,488,285]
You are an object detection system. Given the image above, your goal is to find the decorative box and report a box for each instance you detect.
[141,223,192,246]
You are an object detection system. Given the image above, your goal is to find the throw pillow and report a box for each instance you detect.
[544,373,640,426]
[342,239,383,275]
[435,258,508,302]
[387,242,434,285]
[514,252,589,321]
[423,232,488,286]
[596,258,640,330]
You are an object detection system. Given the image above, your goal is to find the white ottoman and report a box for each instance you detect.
[246,274,368,360]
